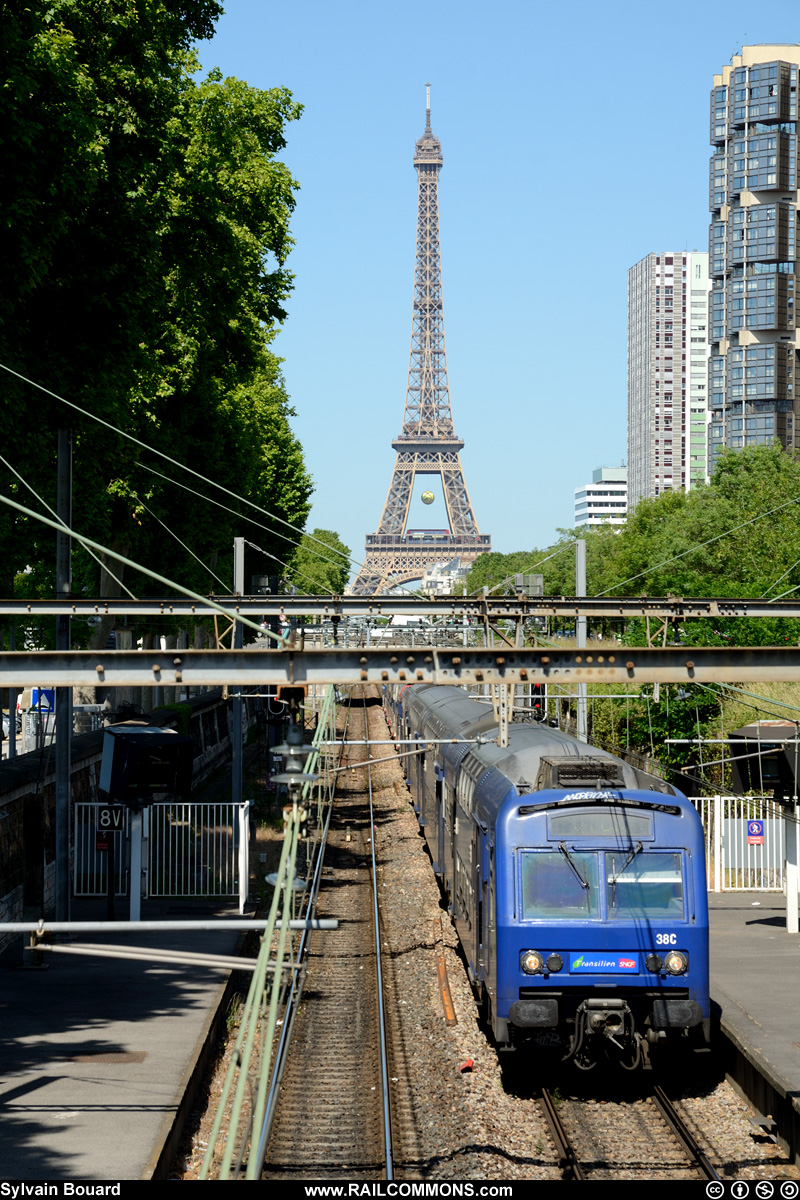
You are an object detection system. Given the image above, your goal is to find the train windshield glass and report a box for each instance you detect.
[521,851,600,919]
[606,852,684,919]
[549,812,653,839]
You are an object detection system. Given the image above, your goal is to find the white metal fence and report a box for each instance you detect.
[148,802,247,898]
[74,801,250,909]
[74,803,130,897]
[691,794,795,891]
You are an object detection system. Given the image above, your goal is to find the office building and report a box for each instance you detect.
[574,466,628,528]
[709,45,800,469]
[628,251,710,506]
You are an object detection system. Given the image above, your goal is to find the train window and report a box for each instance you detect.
[606,852,684,919]
[520,852,600,920]
[548,812,653,839]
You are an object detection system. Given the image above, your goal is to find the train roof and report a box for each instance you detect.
[406,683,678,802]
[404,684,498,739]
[466,723,642,793]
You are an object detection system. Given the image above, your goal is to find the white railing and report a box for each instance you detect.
[74,801,251,912]
[74,803,130,897]
[692,794,790,891]
[148,802,249,905]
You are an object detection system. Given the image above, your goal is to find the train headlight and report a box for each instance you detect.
[645,953,663,973]
[663,950,688,975]
[520,950,545,975]
[545,953,563,973]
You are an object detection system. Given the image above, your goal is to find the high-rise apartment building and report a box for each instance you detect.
[627,251,710,506]
[708,45,800,470]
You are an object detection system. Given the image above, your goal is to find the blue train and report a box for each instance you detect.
[389,684,710,1068]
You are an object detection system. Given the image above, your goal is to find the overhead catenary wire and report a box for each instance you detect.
[132,492,231,592]
[769,579,800,602]
[139,462,427,601]
[244,540,331,598]
[693,678,800,718]
[0,361,432,597]
[138,463,339,576]
[137,467,425,601]
[594,494,800,597]
[0,360,349,569]
[0,492,282,643]
[0,450,138,602]
[762,552,800,597]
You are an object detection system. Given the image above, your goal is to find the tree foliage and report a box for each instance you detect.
[0,1,312,639]
[284,529,351,595]
[463,444,800,780]
[588,683,722,775]
[466,444,800,619]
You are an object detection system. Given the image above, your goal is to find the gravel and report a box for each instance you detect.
[368,695,800,1183]
[174,692,800,1182]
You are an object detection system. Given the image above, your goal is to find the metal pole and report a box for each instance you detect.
[232,538,244,817]
[7,625,16,759]
[787,803,799,934]
[4,919,338,933]
[238,800,250,915]
[129,810,142,922]
[55,428,72,919]
[575,539,587,743]
[106,829,116,921]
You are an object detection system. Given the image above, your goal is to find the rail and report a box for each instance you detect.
[363,690,395,1179]
[254,685,396,1180]
[539,1088,586,1180]
[251,695,353,1169]
[651,1084,721,1181]
[198,684,340,1181]
[540,1084,722,1182]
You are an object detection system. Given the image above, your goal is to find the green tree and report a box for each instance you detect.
[463,444,800,773]
[105,67,312,603]
[589,684,722,775]
[0,2,312,628]
[284,529,351,595]
[1,1,221,588]
[467,444,800,627]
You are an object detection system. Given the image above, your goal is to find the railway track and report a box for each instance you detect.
[177,685,800,1184]
[261,687,395,1181]
[539,1082,722,1182]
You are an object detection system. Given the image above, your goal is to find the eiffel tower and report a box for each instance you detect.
[350,88,490,596]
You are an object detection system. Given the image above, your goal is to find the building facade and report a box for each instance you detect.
[574,466,628,528]
[421,557,469,596]
[627,251,710,507]
[708,45,800,470]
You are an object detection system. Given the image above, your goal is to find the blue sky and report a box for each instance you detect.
[201,0,800,570]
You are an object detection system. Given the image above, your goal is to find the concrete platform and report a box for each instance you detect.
[2,891,799,1180]
[709,891,800,1161]
[0,898,245,1181]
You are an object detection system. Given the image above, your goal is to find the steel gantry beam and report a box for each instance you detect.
[5,595,800,620]
[5,646,800,687]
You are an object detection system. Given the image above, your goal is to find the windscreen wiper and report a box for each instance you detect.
[610,841,643,909]
[558,841,591,908]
